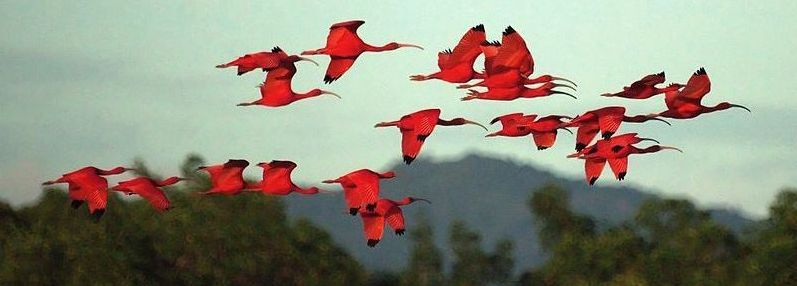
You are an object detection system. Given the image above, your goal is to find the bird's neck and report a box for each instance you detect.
[294,89,322,100]
[157,177,181,187]
[622,115,650,123]
[437,118,463,126]
[633,145,661,154]
[98,167,127,176]
[365,43,397,52]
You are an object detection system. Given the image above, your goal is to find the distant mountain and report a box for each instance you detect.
[284,153,756,273]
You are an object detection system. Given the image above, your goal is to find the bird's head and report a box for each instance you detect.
[716,102,751,113]
[287,55,319,66]
[444,118,488,131]
[308,89,341,99]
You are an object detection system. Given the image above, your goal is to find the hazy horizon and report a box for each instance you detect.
[1,1,796,218]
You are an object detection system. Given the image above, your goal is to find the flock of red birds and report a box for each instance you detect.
[42,21,749,247]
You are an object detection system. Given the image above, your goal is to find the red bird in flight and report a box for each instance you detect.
[457,26,576,90]
[359,197,430,247]
[486,113,572,150]
[42,166,133,220]
[112,176,186,212]
[374,108,488,164]
[601,72,684,99]
[322,169,396,215]
[658,67,750,119]
[462,82,576,101]
[247,160,321,195]
[568,133,681,185]
[563,106,671,151]
[301,20,423,83]
[409,24,486,83]
[216,46,318,76]
[196,159,249,196]
[237,51,339,107]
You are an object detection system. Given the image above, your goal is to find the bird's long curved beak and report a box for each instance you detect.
[321,90,341,99]
[398,43,424,50]
[730,104,751,113]
[649,117,672,126]
[558,127,574,135]
[123,168,138,172]
[297,56,319,66]
[660,146,684,153]
[552,83,577,92]
[551,76,578,87]
[322,179,339,184]
[638,137,661,144]
[485,131,500,137]
[551,91,578,100]
[566,152,581,158]
[600,93,614,97]
[464,120,489,131]
[414,198,432,204]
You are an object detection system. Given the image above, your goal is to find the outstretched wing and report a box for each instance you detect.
[585,158,607,185]
[598,113,623,135]
[384,207,406,234]
[607,157,629,180]
[439,24,486,70]
[678,67,711,103]
[360,212,385,246]
[324,56,358,83]
[490,26,532,76]
[532,132,558,149]
[576,123,600,148]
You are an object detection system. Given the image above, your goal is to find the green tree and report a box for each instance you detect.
[448,220,513,286]
[743,188,797,285]
[401,212,444,286]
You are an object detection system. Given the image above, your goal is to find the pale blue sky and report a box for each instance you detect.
[1,1,795,217]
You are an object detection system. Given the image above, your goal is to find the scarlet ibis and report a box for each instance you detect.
[301,20,423,83]
[374,108,488,164]
[563,106,671,151]
[359,197,430,247]
[42,166,133,220]
[567,133,681,185]
[196,159,249,196]
[237,56,339,107]
[658,67,750,119]
[322,169,396,215]
[484,113,538,137]
[247,160,320,195]
[112,176,186,212]
[486,113,572,150]
[216,46,318,76]
[461,82,576,101]
[457,26,576,89]
[601,72,684,99]
[409,24,486,83]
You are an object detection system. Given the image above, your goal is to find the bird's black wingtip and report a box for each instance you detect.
[695,67,706,75]
[503,25,516,36]
[349,208,359,216]
[575,143,586,152]
[403,155,415,165]
[656,71,665,77]
[395,229,405,236]
[618,172,627,181]
[90,209,105,222]
[70,200,83,209]
[367,239,380,247]
[324,74,338,84]
[271,46,282,53]
[589,177,598,185]
[472,24,485,32]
